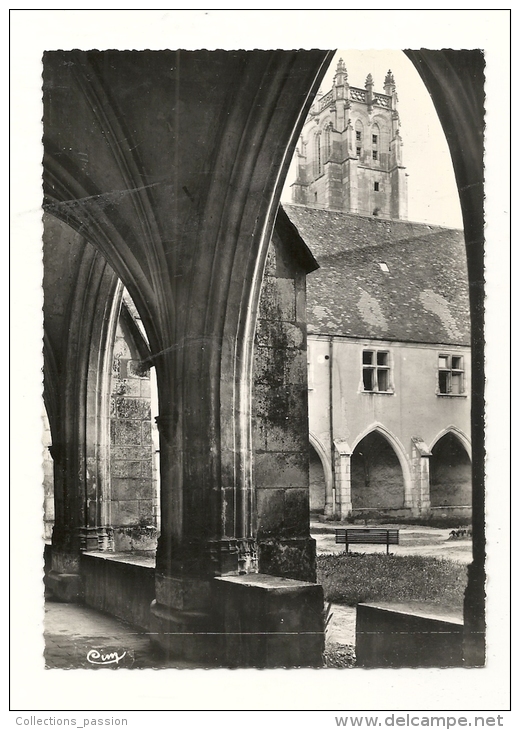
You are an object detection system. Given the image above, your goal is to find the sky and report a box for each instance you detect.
[281,49,464,229]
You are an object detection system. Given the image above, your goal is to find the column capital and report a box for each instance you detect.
[155,414,177,442]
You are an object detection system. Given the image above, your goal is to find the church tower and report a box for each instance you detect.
[291,61,408,220]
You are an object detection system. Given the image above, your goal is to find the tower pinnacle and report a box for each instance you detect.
[384,70,396,95]
[334,58,348,87]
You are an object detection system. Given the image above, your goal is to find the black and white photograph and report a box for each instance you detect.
[10,8,510,716]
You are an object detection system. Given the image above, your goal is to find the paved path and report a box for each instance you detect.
[326,603,356,646]
[44,601,194,669]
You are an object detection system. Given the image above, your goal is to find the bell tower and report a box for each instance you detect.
[291,61,408,220]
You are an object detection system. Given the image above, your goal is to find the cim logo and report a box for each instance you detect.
[87,649,128,666]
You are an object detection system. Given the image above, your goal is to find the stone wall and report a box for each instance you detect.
[430,433,472,507]
[253,230,316,582]
[109,311,158,551]
[351,431,405,511]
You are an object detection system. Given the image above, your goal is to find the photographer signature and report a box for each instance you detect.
[87,649,127,666]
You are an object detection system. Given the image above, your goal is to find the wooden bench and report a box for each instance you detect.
[335,528,399,555]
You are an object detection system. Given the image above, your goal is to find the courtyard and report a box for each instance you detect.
[312,520,472,563]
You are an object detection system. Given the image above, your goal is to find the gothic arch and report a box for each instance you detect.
[351,424,413,509]
[43,50,334,583]
[429,429,472,509]
[309,432,333,513]
[430,426,472,459]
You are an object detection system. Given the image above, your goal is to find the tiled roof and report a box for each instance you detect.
[283,204,470,345]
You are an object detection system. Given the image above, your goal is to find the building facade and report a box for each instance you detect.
[285,182,471,522]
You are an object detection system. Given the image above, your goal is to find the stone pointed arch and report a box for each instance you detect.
[43,49,334,590]
[351,423,413,510]
[429,427,472,513]
[430,426,472,459]
[309,432,333,515]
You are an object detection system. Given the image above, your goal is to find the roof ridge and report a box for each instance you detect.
[281,203,463,232]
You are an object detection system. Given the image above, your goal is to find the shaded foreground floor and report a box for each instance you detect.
[44,600,356,669]
[44,601,196,669]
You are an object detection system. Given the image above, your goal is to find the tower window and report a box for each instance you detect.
[372,150,378,160]
[374,182,379,191]
[356,131,362,142]
[372,134,378,144]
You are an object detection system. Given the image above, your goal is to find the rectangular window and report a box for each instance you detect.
[356,146,362,157]
[372,134,378,144]
[356,130,362,141]
[362,349,391,392]
[374,181,379,191]
[438,354,465,394]
[372,150,378,160]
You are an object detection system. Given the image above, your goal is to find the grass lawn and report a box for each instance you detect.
[317,552,467,610]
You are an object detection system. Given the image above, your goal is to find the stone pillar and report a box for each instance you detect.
[43,50,332,665]
[44,225,120,600]
[254,210,319,583]
[411,437,431,517]
[334,441,353,519]
[405,49,485,666]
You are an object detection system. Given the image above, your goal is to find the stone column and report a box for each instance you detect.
[411,437,432,517]
[334,441,353,520]
[44,226,120,600]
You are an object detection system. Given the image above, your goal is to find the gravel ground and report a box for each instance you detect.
[312,522,472,564]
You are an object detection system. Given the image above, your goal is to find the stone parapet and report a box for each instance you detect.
[214,573,325,668]
[356,601,463,668]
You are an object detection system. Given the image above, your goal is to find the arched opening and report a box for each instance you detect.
[108,289,160,553]
[309,442,326,513]
[430,432,472,509]
[351,430,405,512]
